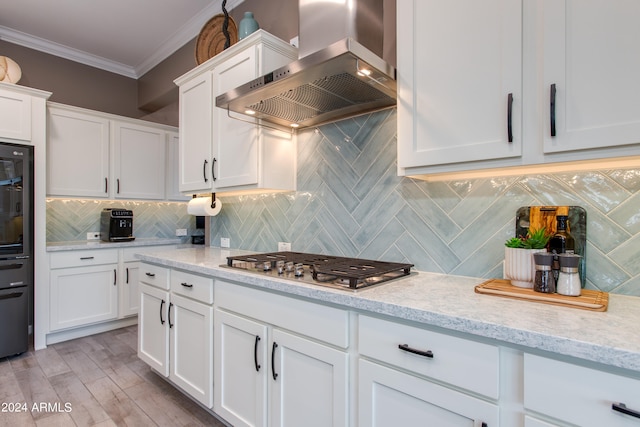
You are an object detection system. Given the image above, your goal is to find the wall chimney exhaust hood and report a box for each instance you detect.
[215,0,396,130]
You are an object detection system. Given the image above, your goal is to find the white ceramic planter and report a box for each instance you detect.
[504,247,546,288]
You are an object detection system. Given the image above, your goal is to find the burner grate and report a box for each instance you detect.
[225,251,413,290]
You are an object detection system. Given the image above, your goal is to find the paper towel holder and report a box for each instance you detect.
[192,193,216,209]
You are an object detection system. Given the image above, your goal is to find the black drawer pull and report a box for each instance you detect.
[550,83,557,137]
[168,302,174,328]
[145,272,156,277]
[398,344,434,359]
[254,335,261,372]
[612,402,640,419]
[271,342,278,380]
[113,269,117,286]
[80,256,95,260]
[507,93,513,143]
[181,282,193,288]
[160,299,165,325]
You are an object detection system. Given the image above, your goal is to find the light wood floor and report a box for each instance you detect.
[0,326,228,427]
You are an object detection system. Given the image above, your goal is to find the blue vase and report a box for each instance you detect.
[238,12,259,40]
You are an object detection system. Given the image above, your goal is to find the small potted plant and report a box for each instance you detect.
[504,228,551,288]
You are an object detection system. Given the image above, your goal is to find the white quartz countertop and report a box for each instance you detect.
[47,238,186,251]
[136,247,640,374]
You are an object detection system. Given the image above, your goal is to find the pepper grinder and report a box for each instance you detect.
[533,252,556,293]
[556,254,582,296]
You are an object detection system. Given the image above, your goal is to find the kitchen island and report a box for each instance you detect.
[137,247,640,426]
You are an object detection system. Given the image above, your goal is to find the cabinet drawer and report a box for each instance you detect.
[50,249,118,269]
[359,315,499,399]
[139,263,169,290]
[171,269,213,304]
[215,280,348,348]
[524,353,640,426]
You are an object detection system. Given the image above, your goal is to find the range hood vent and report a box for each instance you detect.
[216,38,396,129]
[215,0,396,130]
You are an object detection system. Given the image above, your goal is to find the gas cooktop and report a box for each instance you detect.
[223,251,414,291]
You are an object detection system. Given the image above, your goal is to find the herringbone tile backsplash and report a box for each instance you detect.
[211,110,640,296]
[46,110,640,295]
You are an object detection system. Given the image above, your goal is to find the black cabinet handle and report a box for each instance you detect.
[168,302,174,328]
[113,269,117,286]
[117,178,120,194]
[126,267,129,284]
[612,402,640,419]
[160,299,165,325]
[398,344,434,359]
[254,335,261,372]
[80,256,94,260]
[507,93,514,143]
[212,158,217,182]
[180,282,193,288]
[105,177,108,193]
[145,272,156,277]
[203,159,208,183]
[550,83,557,137]
[271,342,278,380]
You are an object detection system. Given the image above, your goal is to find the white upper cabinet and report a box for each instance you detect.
[175,30,298,195]
[112,121,166,200]
[47,105,110,198]
[397,0,522,169]
[398,0,640,176]
[0,85,32,142]
[47,103,176,200]
[541,0,640,154]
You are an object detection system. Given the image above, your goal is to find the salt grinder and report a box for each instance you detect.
[533,252,556,293]
[556,254,582,296]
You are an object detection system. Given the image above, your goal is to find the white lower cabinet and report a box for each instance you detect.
[138,264,214,408]
[358,314,499,426]
[49,249,119,331]
[214,280,349,427]
[524,353,640,426]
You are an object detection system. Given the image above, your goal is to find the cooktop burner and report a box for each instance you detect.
[224,251,414,291]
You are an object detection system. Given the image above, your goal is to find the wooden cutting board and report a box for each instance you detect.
[475,279,608,311]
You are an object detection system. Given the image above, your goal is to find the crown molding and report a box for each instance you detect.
[0,0,245,79]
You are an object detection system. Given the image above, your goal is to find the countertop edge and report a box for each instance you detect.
[47,238,187,251]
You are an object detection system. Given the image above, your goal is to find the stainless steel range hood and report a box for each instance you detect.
[215,0,396,130]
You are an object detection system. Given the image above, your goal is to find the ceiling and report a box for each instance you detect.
[0,0,244,79]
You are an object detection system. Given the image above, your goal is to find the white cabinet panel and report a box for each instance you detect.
[397,0,522,169]
[112,121,166,200]
[542,0,640,154]
[47,106,110,197]
[138,282,170,376]
[359,359,498,427]
[215,308,268,427]
[49,264,118,331]
[0,88,31,141]
[166,131,190,200]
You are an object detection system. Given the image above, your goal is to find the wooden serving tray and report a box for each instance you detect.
[475,279,608,312]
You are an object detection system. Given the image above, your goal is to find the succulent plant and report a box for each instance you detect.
[505,227,551,249]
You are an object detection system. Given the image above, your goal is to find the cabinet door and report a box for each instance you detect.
[0,88,31,141]
[138,283,169,376]
[112,121,166,200]
[120,261,139,317]
[169,293,214,408]
[397,0,522,168]
[214,309,268,427]
[270,328,348,427]
[212,47,259,189]
[179,72,214,193]
[47,107,110,197]
[49,264,118,331]
[359,359,498,427]
[542,0,640,154]
[166,132,190,201]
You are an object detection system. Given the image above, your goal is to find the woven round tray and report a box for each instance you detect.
[195,14,238,64]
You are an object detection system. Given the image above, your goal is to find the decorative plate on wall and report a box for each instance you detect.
[195,14,238,65]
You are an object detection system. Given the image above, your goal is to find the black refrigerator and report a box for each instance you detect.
[0,142,33,358]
